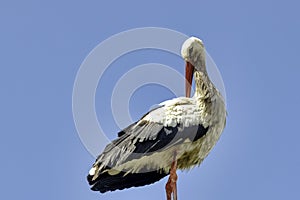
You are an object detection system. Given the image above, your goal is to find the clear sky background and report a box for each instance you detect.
[1,0,300,199]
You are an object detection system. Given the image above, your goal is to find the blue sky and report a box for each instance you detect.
[1,0,300,199]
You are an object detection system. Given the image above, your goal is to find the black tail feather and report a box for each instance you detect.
[87,170,168,193]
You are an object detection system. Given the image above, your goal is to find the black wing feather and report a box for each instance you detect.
[88,120,208,193]
[88,169,168,193]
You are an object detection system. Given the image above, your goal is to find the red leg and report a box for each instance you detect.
[170,159,178,200]
[165,153,178,200]
[165,178,172,200]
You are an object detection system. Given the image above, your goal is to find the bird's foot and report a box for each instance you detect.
[165,159,178,200]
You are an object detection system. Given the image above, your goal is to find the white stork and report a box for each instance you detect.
[87,37,226,200]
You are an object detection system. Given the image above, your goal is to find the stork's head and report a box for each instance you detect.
[181,37,206,97]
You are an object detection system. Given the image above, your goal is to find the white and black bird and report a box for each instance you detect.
[87,37,226,200]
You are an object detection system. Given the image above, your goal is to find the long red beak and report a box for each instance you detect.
[185,61,194,98]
